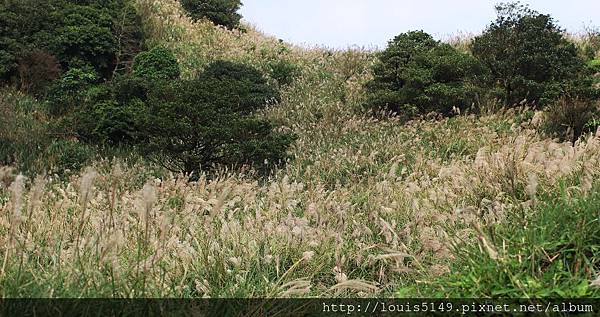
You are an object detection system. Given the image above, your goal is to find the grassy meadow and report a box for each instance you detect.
[1,0,600,298]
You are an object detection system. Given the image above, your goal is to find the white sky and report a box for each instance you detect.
[240,0,600,49]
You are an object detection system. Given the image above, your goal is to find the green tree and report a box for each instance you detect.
[180,0,243,30]
[365,31,483,118]
[132,46,181,81]
[142,61,292,176]
[197,60,279,114]
[0,0,63,81]
[471,2,586,106]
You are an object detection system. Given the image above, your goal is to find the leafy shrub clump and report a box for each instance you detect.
[589,59,600,74]
[73,48,292,176]
[198,60,280,113]
[472,2,587,107]
[132,46,181,81]
[141,60,291,176]
[364,31,484,119]
[143,79,294,176]
[180,0,243,30]
[47,67,99,116]
[0,0,144,86]
[0,89,53,174]
[0,0,61,81]
[52,4,117,77]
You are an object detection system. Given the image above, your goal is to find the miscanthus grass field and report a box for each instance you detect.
[1,0,600,298]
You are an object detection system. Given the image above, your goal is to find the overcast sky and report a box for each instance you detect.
[240,0,600,49]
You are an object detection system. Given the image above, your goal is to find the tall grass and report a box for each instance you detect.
[1,0,599,298]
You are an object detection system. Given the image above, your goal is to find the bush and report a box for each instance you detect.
[0,89,53,175]
[1,0,144,84]
[47,67,99,116]
[180,0,242,30]
[589,59,600,74]
[132,46,181,81]
[472,2,586,107]
[51,4,118,77]
[543,96,599,144]
[0,0,63,82]
[143,78,293,176]
[74,47,181,144]
[74,74,152,145]
[85,99,149,145]
[198,60,280,114]
[364,31,484,118]
[71,57,291,176]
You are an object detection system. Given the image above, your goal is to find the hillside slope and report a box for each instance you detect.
[0,0,599,297]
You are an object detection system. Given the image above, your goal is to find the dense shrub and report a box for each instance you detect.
[180,0,242,30]
[47,67,99,116]
[143,78,293,176]
[589,59,600,74]
[73,75,151,144]
[365,31,484,118]
[52,4,117,76]
[198,60,280,114]
[72,53,292,176]
[0,0,61,81]
[132,46,181,81]
[472,2,586,106]
[85,99,149,144]
[1,0,144,85]
[0,89,53,174]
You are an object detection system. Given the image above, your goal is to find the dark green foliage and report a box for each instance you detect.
[47,67,99,116]
[198,60,280,114]
[180,0,243,30]
[472,2,587,106]
[52,4,117,76]
[132,46,181,81]
[267,60,301,87]
[87,99,148,144]
[72,55,292,176]
[142,62,292,176]
[365,31,483,118]
[0,0,144,85]
[74,75,151,144]
[0,0,62,81]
